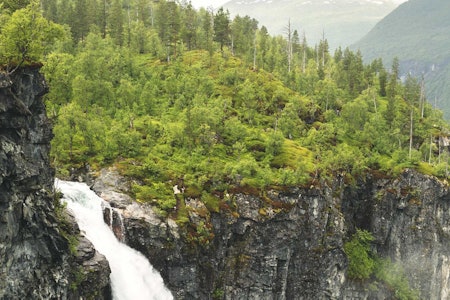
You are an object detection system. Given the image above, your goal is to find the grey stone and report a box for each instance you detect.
[0,67,111,300]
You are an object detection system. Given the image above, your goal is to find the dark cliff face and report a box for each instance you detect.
[342,170,450,299]
[120,184,348,299]
[94,168,450,299]
[0,68,110,299]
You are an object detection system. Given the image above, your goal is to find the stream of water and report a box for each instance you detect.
[55,179,173,300]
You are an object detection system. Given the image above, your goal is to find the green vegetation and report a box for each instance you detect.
[0,1,446,293]
[345,229,419,300]
[344,229,375,280]
[0,1,64,72]
[0,0,449,219]
[70,266,87,291]
[375,259,420,300]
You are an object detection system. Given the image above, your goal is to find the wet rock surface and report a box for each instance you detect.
[0,68,110,299]
[93,166,450,299]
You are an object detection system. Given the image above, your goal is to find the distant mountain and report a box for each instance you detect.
[352,0,450,118]
[222,0,403,49]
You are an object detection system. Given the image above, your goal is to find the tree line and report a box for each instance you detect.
[1,0,448,217]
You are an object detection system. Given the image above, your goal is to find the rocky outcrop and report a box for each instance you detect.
[0,68,110,299]
[93,167,450,299]
[341,169,450,299]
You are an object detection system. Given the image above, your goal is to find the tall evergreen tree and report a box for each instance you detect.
[157,0,180,61]
[256,26,269,70]
[180,1,197,50]
[108,0,124,45]
[213,7,230,51]
[230,15,257,59]
[385,58,400,127]
[41,0,58,22]
[71,0,90,41]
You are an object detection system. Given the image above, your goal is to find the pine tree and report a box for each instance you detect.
[180,1,197,50]
[385,57,400,127]
[108,0,124,46]
[71,0,90,41]
[213,7,230,51]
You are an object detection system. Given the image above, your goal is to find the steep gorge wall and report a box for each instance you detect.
[342,170,450,299]
[94,168,450,299]
[0,68,110,299]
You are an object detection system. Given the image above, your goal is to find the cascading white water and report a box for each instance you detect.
[55,180,173,300]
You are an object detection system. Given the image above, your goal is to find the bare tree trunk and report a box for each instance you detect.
[420,75,425,118]
[429,134,433,164]
[285,19,293,73]
[409,109,413,159]
[231,35,235,56]
[302,31,306,73]
[322,29,325,68]
[439,135,441,164]
[253,33,257,70]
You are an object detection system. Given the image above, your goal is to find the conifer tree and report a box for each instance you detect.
[180,1,197,50]
[213,7,230,51]
[71,0,90,41]
[385,57,400,127]
[108,0,124,45]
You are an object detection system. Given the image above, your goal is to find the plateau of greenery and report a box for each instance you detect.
[1,0,449,217]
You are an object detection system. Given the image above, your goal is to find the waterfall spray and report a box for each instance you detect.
[56,180,173,300]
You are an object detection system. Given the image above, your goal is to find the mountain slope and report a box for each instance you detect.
[223,0,401,49]
[352,0,450,117]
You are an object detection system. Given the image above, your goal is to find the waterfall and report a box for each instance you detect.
[55,180,173,300]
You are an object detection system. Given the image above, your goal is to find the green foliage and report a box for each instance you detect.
[70,266,87,291]
[374,259,420,300]
[345,229,419,299]
[212,288,224,299]
[0,1,64,69]
[2,0,30,12]
[201,191,220,213]
[344,229,375,280]
[132,182,176,214]
[37,0,450,220]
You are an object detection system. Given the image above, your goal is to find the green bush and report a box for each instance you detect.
[344,229,375,280]
[345,229,419,299]
[132,183,175,211]
[374,259,419,300]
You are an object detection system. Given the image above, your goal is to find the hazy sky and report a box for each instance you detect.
[189,0,229,9]
[189,0,409,9]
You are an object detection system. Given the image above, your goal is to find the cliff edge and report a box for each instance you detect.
[94,167,450,299]
[0,67,110,299]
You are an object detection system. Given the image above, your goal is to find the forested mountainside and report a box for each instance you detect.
[1,1,450,298]
[0,0,448,218]
[222,0,401,49]
[352,0,450,118]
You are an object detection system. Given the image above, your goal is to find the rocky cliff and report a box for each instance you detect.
[94,167,450,299]
[0,67,110,299]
